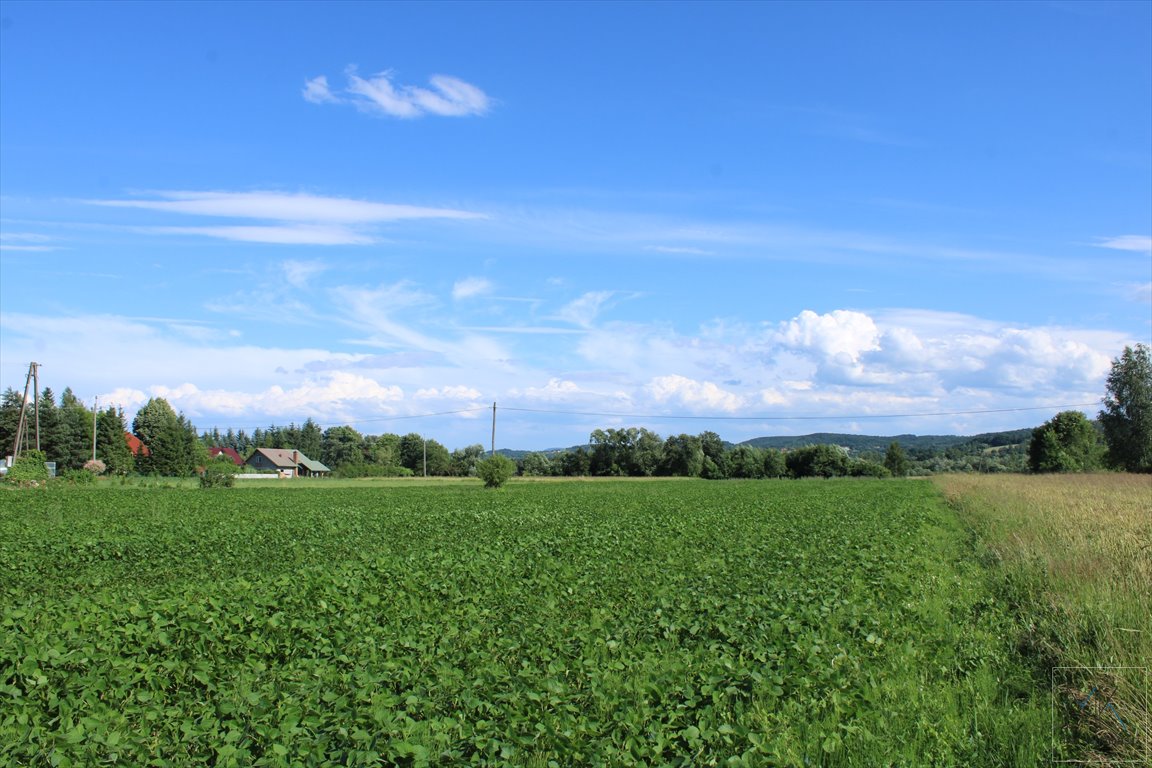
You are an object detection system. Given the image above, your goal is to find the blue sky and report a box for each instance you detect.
[1,0,1149,450]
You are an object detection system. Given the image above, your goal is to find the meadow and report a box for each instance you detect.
[936,474,1151,764]
[0,477,1140,766]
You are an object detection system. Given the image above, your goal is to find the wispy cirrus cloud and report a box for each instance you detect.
[87,190,485,223]
[84,190,486,245]
[0,232,59,251]
[304,67,492,119]
[1094,235,1152,253]
[556,291,618,328]
[452,276,494,300]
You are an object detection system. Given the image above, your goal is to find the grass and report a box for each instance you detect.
[935,473,1152,764]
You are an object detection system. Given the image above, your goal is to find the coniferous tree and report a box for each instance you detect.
[96,407,134,474]
[133,398,198,476]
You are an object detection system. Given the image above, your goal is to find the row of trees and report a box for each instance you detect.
[511,428,909,479]
[5,344,1149,478]
[0,388,135,474]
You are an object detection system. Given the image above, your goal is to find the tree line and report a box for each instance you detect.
[4,343,1149,479]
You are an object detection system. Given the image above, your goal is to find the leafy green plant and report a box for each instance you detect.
[3,450,49,485]
[476,454,516,488]
[199,462,236,488]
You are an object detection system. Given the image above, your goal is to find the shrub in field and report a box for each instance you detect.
[3,450,49,485]
[58,468,96,485]
[849,459,891,478]
[476,454,516,488]
[200,462,236,489]
[83,458,107,475]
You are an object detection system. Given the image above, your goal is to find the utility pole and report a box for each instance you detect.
[11,362,40,459]
[423,435,427,478]
[490,401,497,456]
[91,396,99,463]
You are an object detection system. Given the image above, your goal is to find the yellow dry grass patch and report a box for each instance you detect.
[936,473,1151,762]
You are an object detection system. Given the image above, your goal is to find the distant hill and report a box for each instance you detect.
[497,427,1035,458]
[739,428,1034,454]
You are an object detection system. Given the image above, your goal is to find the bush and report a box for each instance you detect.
[58,469,97,485]
[83,459,107,476]
[786,444,849,478]
[200,463,236,489]
[476,454,516,489]
[849,460,891,478]
[333,464,413,479]
[4,450,50,486]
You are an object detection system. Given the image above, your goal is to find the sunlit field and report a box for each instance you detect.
[936,473,1152,764]
[1,479,1065,766]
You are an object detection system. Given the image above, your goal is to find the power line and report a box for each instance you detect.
[198,406,490,435]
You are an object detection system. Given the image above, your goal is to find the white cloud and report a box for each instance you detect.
[512,378,585,402]
[1,302,1134,449]
[305,68,492,119]
[0,232,58,251]
[89,190,486,223]
[647,375,745,412]
[84,190,486,246]
[152,224,375,245]
[415,385,483,401]
[302,75,339,104]
[452,277,493,300]
[557,291,616,327]
[283,260,329,289]
[643,245,717,256]
[138,373,406,421]
[777,309,881,365]
[1095,235,1152,253]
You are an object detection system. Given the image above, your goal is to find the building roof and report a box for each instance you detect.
[297,455,331,473]
[246,447,330,473]
[125,432,150,457]
[208,447,244,465]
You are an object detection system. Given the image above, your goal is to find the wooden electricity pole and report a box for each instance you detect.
[11,362,41,459]
[490,402,497,456]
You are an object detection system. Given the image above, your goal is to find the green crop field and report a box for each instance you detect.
[0,480,1078,766]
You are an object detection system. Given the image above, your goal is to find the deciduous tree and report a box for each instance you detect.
[1028,411,1102,473]
[1099,343,1152,473]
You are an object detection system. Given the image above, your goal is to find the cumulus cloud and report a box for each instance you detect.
[414,385,483,401]
[130,373,406,420]
[647,374,745,412]
[777,309,881,365]
[305,68,492,118]
[512,378,586,402]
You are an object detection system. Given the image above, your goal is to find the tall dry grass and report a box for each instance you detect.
[936,473,1151,763]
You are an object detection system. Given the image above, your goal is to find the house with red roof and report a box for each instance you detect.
[125,432,150,457]
[208,447,244,465]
